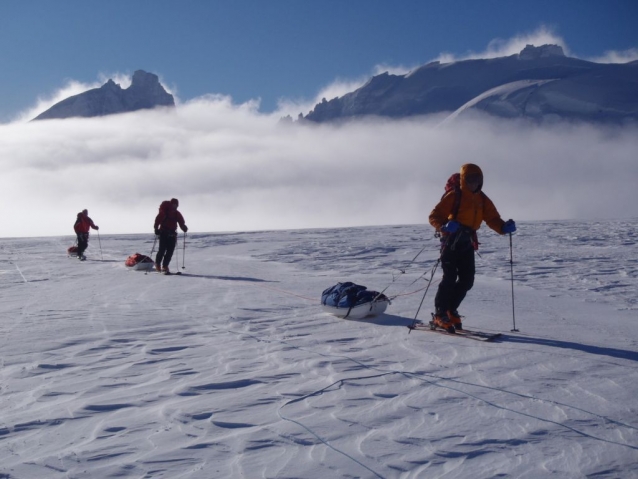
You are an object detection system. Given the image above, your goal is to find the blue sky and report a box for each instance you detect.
[1,0,636,122]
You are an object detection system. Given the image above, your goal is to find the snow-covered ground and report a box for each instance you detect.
[1,220,637,478]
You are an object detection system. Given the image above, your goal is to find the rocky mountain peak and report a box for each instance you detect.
[518,44,565,60]
[101,79,121,91]
[33,70,174,121]
[130,70,161,89]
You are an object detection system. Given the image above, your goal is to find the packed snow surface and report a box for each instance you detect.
[1,220,637,478]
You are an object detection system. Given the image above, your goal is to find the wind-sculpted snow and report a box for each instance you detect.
[0,221,637,478]
[481,220,638,310]
[254,220,638,310]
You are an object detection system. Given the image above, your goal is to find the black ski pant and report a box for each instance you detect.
[434,239,475,314]
[156,231,177,268]
[77,233,89,256]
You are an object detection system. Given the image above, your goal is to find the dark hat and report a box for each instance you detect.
[82,209,88,215]
[170,198,179,207]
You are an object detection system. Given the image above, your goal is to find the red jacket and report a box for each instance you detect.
[74,212,97,234]
[154,201,186,232]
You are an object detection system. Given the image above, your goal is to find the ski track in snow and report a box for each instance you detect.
[0,220,637,479]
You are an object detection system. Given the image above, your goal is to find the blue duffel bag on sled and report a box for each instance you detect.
[321,282,390,319]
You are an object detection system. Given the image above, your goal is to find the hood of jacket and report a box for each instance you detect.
[460,163,483,193]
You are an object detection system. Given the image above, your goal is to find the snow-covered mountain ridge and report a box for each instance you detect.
[303,44,638,124]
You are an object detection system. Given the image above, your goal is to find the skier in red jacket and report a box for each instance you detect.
[73,209,99,261]
[154,198,188,274]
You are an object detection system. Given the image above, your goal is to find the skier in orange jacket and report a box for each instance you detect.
[429,164,516,332]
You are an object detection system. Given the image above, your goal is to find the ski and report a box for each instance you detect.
[408,321,501,341]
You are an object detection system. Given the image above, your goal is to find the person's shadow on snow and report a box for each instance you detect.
[497,334,638,363]
[355,313,638,363]
[176,273,275,283]
[348,313,415,328]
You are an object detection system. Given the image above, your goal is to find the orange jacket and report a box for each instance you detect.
[74,212,97,234]
[429,164,505,234]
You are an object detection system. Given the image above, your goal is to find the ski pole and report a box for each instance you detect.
[175,235,180,270]
[69,237,78,258]
[146,235,158,275]
[150,235,158,257]
[182,232,187,270]
[97,230,103,261]
[409,258,441,333]
[408,235,450,333]
[509,232,518,332]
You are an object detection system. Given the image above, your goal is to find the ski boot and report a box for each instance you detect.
[155,263,162,273]
[447,310,463,330]
[430,311,456,333]
[162,266,171,275]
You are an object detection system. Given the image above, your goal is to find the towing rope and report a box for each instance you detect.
[248,282,316,302]
[243,276,437,306]
[236,242,441,306]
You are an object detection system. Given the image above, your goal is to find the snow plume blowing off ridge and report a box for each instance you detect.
[0,96,637,238]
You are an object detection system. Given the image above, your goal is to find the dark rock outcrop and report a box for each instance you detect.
[33,70,175,120]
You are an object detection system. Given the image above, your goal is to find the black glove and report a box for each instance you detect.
[154,228,160,236]
[183,225,188,233]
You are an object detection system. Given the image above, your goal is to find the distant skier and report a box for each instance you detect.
[154,198,188,274]
[74,209,99,261]
[429,164,516,332]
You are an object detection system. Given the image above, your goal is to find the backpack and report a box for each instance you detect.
[158,200,172,213]
[443,173,462,220]
[156,201,173,229]
[73,213,87,234]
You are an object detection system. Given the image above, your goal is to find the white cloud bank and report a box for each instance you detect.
[588,48,638,64]
[1,96,636,238]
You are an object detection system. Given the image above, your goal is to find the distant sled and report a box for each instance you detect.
[321,282,391,319]
[125,253,155,271]
[67,246,79,257]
